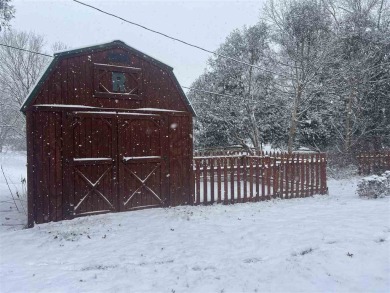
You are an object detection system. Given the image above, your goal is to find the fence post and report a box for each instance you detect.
[223,157,228,204]
[210,158,215,204]
[286,153,291,199]
[290,153,294,198]
[243,155,247,203]
[237,157,242,203]
[322,153,328,194]
[217,158,222,204]
[300,153,305,198]
[249,156,254,202]
[255,156,260,201]
[272,153,278,199]
[203,159,208,204]
[294,153,299,198]
[279,152,284,199]
[261,154,266,200]
[315,153,320,194]
[195,159,200,205]
[230,157,235,204]
[305,154,310,197]
[310,154,315,196]
[263,152,267,200]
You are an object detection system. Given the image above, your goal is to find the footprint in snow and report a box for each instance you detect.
[191,265,216,271]
[243,258,262,264]
[375,237,386,243]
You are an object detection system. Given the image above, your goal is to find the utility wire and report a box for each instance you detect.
[182,86,239,98]
[0,43,53,57]
[71,0,288,77]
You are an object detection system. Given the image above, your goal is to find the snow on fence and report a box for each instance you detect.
[357,151,390,175]
[193,152,328,205]
[194,149,262,157]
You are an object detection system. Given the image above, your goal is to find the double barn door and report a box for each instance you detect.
[65,111,168,217]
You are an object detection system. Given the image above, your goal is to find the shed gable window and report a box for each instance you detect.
[93,63,142,99]
[112,72,126,93]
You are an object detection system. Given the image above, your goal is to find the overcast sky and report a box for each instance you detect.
[11,0,265,88]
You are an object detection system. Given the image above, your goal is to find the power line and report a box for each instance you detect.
[182,86,240,98]
[0,43,53,57]
[0,42,260,100]
[71,0,287,77]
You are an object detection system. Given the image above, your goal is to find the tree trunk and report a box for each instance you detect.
[344,91,353,153]
[247,57,261,152]
[249,110,261,151]
[288,84,302,153]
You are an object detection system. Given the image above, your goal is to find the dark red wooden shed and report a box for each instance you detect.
[21,40,195,227]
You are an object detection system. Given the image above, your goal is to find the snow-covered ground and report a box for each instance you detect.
[0,151,27,232]
[0,152,389,292]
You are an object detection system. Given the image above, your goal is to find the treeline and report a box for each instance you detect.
[0,0,66,152]
[188,0,390,153]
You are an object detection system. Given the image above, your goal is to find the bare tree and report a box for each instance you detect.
[0,30,49,152]
[0,0,14,32]
[51,41,68,53]
[265,0,335,153]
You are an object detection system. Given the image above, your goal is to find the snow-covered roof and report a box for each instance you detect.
[53,40,172,69]
[33,105,185,114]
[20,59,56,112]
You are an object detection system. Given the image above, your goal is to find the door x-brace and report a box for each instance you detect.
[123,163,164,206]
[74,167,114,211]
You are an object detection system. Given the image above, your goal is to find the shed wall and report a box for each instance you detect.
[26,44,194,227]
[169,115,193,205]
[28,109,193,226]
[30,110,63,224]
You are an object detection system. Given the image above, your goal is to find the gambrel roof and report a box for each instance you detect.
[21,40,196,115]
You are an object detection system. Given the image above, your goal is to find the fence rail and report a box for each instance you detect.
[357,151,390,175]
[194,149,259,157]
[192,152,327,205]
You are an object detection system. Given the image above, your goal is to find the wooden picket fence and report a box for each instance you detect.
[356,151,390,175]
[192,152,328,205]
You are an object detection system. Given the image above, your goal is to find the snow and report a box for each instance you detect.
[357,172,390,198]
[35,105,168,114]
[73,111,159,117]
[134,108,185,112]
[123,156,161,161]
[0,152,27,232]
[35,104,95,109]
[94,63,141,70]
[73,158,112,162]
[1,152,390,292]
[34,104,184,114]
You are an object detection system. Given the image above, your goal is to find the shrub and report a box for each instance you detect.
[357,171,390,198]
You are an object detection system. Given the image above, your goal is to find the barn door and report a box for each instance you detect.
[65,113,118,217]
[118,114,168,211]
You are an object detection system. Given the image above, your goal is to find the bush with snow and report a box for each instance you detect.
[357,171,390,198]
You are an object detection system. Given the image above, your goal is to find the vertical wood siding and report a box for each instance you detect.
[27,45,194,227]
[31,48,189,112]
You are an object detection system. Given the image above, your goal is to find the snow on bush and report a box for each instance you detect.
[357,171,390,198]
